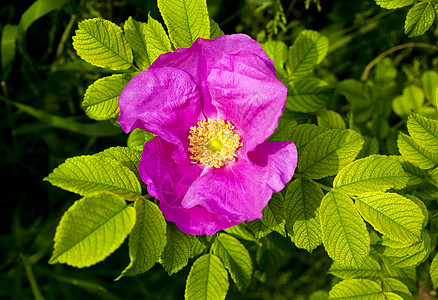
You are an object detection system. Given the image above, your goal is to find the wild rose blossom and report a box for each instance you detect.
[117,34,297,235]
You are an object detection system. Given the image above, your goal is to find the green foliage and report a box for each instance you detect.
[286,30,329,79]
[50,192,136,268]
[6,0,438,298]
[374,0,438,37]
[44,152,142,200]
[320,191,370,268]
[404,2,436,37]
[157,0,210,48]
[118,198,167,279]
[161,223,195,275]
[247,192,286,238]
[284,178,323,252]
[328,279,402,299]
[184,254,229,300]
[211,233,253,292]
[82,74,131,120]
[356,192,424,243]
[72,18,133,70]
[332,155,408,195]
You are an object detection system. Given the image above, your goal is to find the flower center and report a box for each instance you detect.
[188,119,243,168]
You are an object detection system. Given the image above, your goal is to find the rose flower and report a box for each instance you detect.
[118,34,297,235]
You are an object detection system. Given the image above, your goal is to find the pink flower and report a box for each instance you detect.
[117,34,297,235]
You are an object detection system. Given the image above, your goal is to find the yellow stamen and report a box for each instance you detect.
[188,119,243,168]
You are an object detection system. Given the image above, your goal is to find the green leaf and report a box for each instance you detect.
[50,192,135,267]
[1,24,18,80]
[430,253,438,289]
[157,0,210,49]
[72,18,133,70]
[145,13,173,63]
[211,233,252,292]
[117,199,167,278]
[407,113,438,153]
[356,192,424,243]
[225,223,260,244]
[185,254,229,300]
[286,30,329,79]
[317,110,346,129]
[391,85,424,117]
[209,18,224,39]
[404,2,436,37]
[82,74,130,120]
[375,57,397,84]
[298,128,364,180]
[329,255,381,280]
[286,78,333,113]
[161,222,195,275]
[124,17,151,70]
[375,0,413,9]
[320,192,370,268]
[5,99,121,137]
[44,155,142,200]
[18,0,70,35]
[255,239,284,282]
[422,71,438,104]
[262,40,288,71]
[96,146,142,178]
[382,278,412,299]
[271,123,329,148]
[397,132,438,169]
[127,128,155,148]
[329,279,396,300]
[383,230,432,268]
[333,155,408,195]
[247,192,286,239]
[284,178,323,252]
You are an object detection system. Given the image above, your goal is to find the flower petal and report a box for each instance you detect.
[139,136,238,235]
[247,141,298,192]
[117,67,203,164]
[150,34,276,118]
[181,141,297,223]
[207,51,287,154]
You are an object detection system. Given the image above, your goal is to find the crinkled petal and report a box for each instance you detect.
[117,67,203,164]
[139,136,238,235]
[207,51,287,154]
[247,141,298,192]
[181,141,297,223]
[150,34,275,118]
[159,202,240,235]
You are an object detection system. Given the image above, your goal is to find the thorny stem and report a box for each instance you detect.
[361,43,438,81]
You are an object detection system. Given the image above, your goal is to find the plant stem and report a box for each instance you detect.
[20,253,45,300]
[361,43,438,81]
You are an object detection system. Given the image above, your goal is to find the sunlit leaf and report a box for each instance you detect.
[72,18,133,70]
[82,74,130,120]
[286,30,329,78]
[44,155,142,200]
[298,128,364,180]
[50,192,135,267]
[333,155,408,195]
[211,233,252,292]
[118,199,166,278]
[356,192,424,243]
[185,254,229,300]
[286,77,333,113]
[161,222,195,275]
[157,0,210,49]
[284,178,322,252]
[320,191,370,268]
[404,2,436,37]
